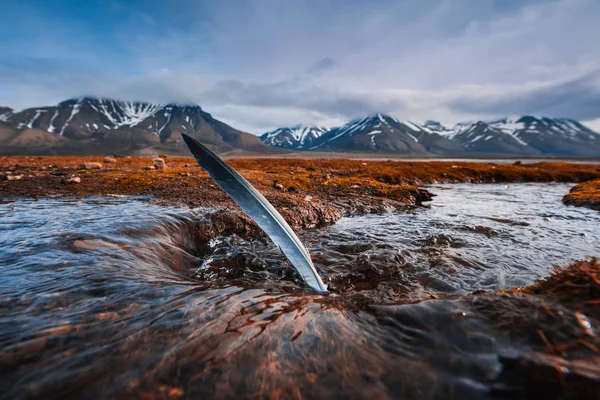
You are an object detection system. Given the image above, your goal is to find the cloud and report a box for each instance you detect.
[307,57,336,75]
[1,0,600,133]
[448,67,600,120]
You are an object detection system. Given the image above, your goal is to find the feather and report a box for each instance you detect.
[181,133,328,294]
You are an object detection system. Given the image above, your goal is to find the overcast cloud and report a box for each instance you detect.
[1,0,600,133]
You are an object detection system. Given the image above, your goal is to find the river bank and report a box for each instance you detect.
[2,156,600,227]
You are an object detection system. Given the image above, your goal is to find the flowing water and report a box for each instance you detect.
[0,184,598,399]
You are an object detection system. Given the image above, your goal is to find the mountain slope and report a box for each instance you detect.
[1,97,270,155]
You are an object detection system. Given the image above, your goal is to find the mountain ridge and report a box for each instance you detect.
[261,114,600,157]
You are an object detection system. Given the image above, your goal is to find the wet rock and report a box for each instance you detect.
[417,188,435,202]
[153,158,167,170]
[66,176,81,184]
[80,162,103,170]
[103,157,118,163]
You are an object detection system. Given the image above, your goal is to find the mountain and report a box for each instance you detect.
[0,97,271,155]
[264,114,465,155]
[260,125,330,149]
[261,115,600,157]
[512,116,600,157]
[436,119,538,155]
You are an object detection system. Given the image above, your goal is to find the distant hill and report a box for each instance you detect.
[261,114,600,157]
[0,97,273,155]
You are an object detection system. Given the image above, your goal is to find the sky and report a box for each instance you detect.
[1,0,600,134]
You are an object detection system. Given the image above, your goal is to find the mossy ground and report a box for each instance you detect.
[563,179,600,211]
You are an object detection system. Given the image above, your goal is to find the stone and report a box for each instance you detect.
[66,176,81,184]
[6,175,23,181]
[153,158,167,170]
[103,157,118,163]
[80,162,103,170]
[144,165,156,170]
[273,180,285,191]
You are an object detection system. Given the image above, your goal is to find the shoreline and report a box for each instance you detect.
[2,156,600,214]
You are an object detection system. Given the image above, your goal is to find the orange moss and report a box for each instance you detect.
[563,179,600,211]
[1,156,599,210]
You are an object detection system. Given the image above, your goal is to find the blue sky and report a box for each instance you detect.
[2,0,600,133]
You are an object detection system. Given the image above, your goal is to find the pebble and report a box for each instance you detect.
[6,175,23,181]
[80,162,103,170]
[144,165,156,170]
[273,180,285,191]
[66,176,81,184]
[103,157,118,163]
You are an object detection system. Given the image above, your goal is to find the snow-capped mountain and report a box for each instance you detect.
[260,125,330,149]
[311,113,428,153]
[261,115,600,156]
[0,97,269,155]
[263,113,464,155]
[435,119,536,155]
[512,116,600,156]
